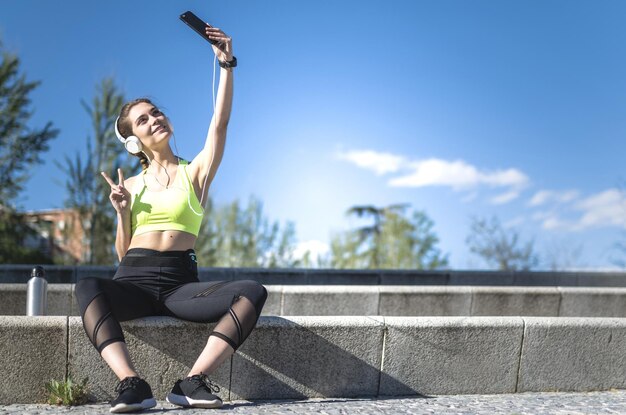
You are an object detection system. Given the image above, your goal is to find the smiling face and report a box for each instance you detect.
[127,102,172,149]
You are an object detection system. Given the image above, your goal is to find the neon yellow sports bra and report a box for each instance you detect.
[130,159,204,237]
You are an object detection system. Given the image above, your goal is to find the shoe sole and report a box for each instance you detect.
[166,393,223,408]
[110,398,157,413]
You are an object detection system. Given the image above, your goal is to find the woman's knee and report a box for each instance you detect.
[235,280,268,312]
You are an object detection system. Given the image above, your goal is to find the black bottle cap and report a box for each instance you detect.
[31,266,45,279]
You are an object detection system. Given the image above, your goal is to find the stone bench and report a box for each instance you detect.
[1,316,625,404]
[3,265,626,286]
[3,285,626,318]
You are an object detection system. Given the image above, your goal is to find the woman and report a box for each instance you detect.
[74,24,267,413]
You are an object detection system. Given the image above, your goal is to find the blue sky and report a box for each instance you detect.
[2,0,626,270]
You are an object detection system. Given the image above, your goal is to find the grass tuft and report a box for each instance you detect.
[45,375,89,406]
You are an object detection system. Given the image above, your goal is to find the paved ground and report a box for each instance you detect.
[2,390,626,414]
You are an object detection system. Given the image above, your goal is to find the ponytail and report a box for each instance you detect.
[133,151,150,171]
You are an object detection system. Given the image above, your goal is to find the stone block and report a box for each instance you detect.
[230,316,384,399]
[68,316,231,402]
[559,288,626,317]
[0,316,67,404]
[281,286,379,315]
[0,284,26,315]
[47,284,73,316]
[471,287,560,316]
[380,317,523,395]
[70,284,80,316]
[262,285,282,316]
[0,284,73,316]
[378,286,472,316]
[518,317,626,391]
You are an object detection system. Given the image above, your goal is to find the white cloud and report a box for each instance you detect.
[542,216,572,230]
[528,189,580,207]
[490,190,522,205]
[388,159,480,189]
[531,211,552,221]
[534,188,626,232]
[335,150,406,175]
[461,191,479,204]
[336,149,529,205]
[573,189,626,229]
[503,216,525,228]
[388,158,528,192]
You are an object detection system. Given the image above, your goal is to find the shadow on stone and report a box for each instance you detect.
[228,317,425,399]
[119,316,426,401]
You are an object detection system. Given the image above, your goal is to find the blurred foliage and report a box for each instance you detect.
[329,204,449,269]
[466,215,539,271]
[195,195,301,268]
[0,41,58,263]
[56,78,139,265]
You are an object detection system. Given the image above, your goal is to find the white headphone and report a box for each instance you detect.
[114,116,143,154]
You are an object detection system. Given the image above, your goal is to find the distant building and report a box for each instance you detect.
[22,208,89,264]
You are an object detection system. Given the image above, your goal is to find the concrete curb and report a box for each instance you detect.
[3,266,626,286]
[4,285,626,318]
[1,316,625,403]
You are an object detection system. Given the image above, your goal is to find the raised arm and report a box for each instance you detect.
[191,25,234,206]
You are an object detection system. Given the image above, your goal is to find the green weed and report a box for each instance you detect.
[45,375,89,406]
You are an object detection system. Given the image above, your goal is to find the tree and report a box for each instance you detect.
[543,238,584,271]
[330,204,449,269]
[195,195,301,268]
[0,42,58,263]
[56,78,135,264]
[466,216,539,271]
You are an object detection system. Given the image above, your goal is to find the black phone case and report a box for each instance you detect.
[179,11,218,45]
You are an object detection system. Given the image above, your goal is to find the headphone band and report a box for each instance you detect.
[114,116,126,143]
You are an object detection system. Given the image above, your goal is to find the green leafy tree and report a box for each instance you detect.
[56,78,135,264]
[466,216,539,271]
[0,42,58,263]
[195,195,300,268]
[330,204,449,269]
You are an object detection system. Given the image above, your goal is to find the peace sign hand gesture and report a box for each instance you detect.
[101,169,131,214]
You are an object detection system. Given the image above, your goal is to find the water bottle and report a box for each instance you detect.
[26,266,47,316]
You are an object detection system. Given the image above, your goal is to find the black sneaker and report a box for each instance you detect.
[109,376,157,413]
[166,373,223,408]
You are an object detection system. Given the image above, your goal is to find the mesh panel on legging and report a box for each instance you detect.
[75,277,155,354]
[81,292,126,353]
[209,296,261,351]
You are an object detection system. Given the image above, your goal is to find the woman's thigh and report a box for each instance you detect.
[75,277,158,322]
[163,280,263,323]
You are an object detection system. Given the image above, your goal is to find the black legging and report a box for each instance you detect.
[75,248,267,354]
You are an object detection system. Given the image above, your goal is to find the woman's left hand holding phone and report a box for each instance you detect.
[205,25,233,63]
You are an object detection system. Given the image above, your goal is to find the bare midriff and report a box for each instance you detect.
[127,230,197,252]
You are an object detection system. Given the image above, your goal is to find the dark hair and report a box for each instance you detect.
[117,98,154,171]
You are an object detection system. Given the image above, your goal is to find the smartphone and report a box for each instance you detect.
[179,11,218,46]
